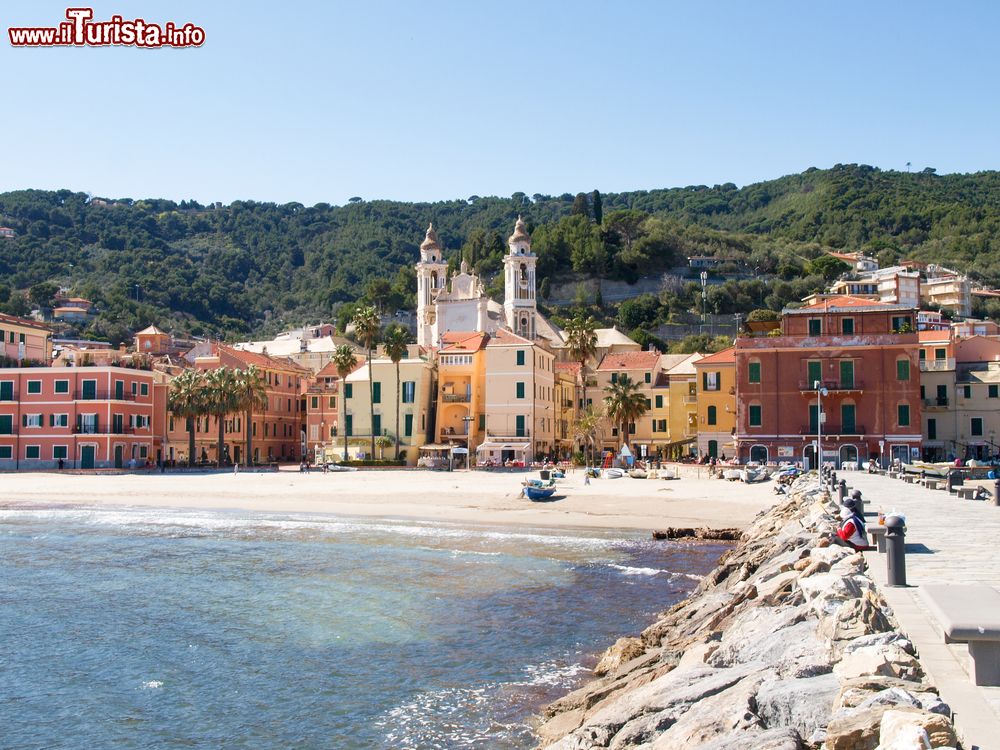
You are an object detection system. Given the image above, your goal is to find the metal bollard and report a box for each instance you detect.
[995,479,1000,507]
[837,479,846,503]
[885,515,907,587]
[947,470,960,494]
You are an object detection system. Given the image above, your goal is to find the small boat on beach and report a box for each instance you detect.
[628,468,647,479]
[603,468,625,479]
[523,485,557,501]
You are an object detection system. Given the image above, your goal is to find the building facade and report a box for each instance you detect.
[0,313,52,364]
[694,347,737,460]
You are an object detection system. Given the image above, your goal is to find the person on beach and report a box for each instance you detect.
[833,498,867,550]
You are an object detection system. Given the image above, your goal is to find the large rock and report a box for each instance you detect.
[877,708,958,748]
[819,590,895,644]
[842,632,914,657]
[833,675,931,711]
[824,706,888,750]
[707,608,831,677]
[834,644,922,682]
[595,638,647,676]
[691,727,803,750]
[755,673,840,738]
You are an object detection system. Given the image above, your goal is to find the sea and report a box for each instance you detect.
[0,504,725,750]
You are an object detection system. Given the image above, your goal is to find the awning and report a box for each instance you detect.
[420,444,454,452]
[476,442,531,453]
[451,447,469,454]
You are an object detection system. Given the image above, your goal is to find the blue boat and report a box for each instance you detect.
[523,485,557,501]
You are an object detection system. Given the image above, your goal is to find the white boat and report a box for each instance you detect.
[722,469,742,481]
[325,463,358,472]
[603,468,625,479]
[628,468,647,479]
[902,461,951,478]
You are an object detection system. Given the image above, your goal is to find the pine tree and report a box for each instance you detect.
[591,189,603,225]
[571,192,590,218]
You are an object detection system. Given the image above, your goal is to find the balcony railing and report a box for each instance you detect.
[923,398,948,407]
[441,393,471,403]
[683,394,697,404]
[919,359,955,372]
[440,427,469,437]
[800,424,867,435]
[74,390,140,401]
[798,380,864,392]
[75,426,145,435]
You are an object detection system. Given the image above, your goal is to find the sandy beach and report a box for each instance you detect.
[0,466,775,531]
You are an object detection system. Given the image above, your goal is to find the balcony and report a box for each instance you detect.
[74,390,140,401]
[441,393,471,403]
[800,424,867,435]
[919,358,955,372]
[683,393,697,404]
[923,398,949,408]
[798,380,864,393]
[75,426,144,435]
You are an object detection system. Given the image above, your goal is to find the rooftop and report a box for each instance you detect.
[597,350,661,371]
[486,328,534,347]
[694,346,736,365]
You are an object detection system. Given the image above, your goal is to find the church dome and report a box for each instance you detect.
[508,215,531,245]
[420,222,441,253]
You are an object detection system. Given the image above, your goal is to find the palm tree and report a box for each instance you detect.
[565,314,598,411]
[352,305,381,459]
[604,374,648,449]
[234,365,267,465]
[168,369,207,467]
[204,367,239,467]
[382,324,410,461]
[573,407,602,468]
[332,344,358,462]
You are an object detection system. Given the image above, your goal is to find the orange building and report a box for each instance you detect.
[0,313,52,364]
[303,359,343,461]
[0,366,159,469]
[735,296,921,468]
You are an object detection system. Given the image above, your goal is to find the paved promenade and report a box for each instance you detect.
[840,471,1000,750]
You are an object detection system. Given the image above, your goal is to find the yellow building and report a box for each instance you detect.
[554,362,581,460]
[665,353,703,460]
[435,332,488,456]
[594,350,661,459]
[342,345,434,465]
[648,354,698,459]
[693,347,736,460]
[477,329,555,466]
[0,313,52,364]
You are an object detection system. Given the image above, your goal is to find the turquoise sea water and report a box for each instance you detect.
[0,504,724,749]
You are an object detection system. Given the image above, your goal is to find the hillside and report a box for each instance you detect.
[1,164,998,343]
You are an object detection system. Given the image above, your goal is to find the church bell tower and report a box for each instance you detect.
[416,223,448,348]
[503,216,537,339]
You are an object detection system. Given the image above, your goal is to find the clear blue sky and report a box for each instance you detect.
[3,1,999,205]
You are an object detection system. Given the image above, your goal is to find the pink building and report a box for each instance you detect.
[0,366,158,469]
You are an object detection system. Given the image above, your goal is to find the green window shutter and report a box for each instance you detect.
[972,418,983,436]
[841,318,854,334]
[82,380,96,400]
[896,359,909,381]
[748,362,761,383]
[919,349,926,360]
[516,350,525,366]
[841,404,856,433]
[345,383,352,399]
[0,415,11,434]
[345,415,352,436]
[707,405,717,425]
[27,381,41,394]
[373,414,381,435]
[0,382,12,401]
[897,404,910,427]
[644,372,651,384]
[807,361,821,387]
[749,405,762,427]
[839,361,854,388]
[404,413,413,437]
[990,385,999,399]
[372,382,381,404]
[516,382,525,399]
[655,395,663,409]
[928,419,937,440]
[478,414,485,430]
[808,319,821,336]
[54,380,69,394]
[702,372,708,390]
[611,373,618,384]
[515,415,525,437]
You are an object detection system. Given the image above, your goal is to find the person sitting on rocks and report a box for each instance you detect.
[833,497,867,550]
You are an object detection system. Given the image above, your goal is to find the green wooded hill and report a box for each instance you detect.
[1,163,998,343]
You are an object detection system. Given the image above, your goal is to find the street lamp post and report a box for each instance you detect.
[700,271,708,335]
[815,380,828,475]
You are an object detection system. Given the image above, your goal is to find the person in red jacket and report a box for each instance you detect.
[835,498,868,550]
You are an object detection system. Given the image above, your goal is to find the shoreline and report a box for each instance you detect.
[0,468,775,533]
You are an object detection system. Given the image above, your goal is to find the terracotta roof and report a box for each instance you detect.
[555,362,582,373]
[918,330,951,343]
[0,312,52,332]
[597,350,660,371]
[440,331,488,352]
[802,295,890,309]
[486,328,533,347]
[694,346,736,364]
[136,325,168,336]
[216,343,310,373]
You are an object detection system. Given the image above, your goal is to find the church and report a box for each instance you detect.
[415,217,565,349]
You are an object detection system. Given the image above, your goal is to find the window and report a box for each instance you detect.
[53,445,67,460]
[628,422,636,434]
[23,414,42,428]
[0,415,12,434]
[809,404,819,433]
[892,316,913,333]
[26,380,41,394]
[478,414,486,430]
[311,396,319,409]
[404,413,413,437]
[748,404,762,427]
[841,404,856,433]
[990,385,999,399]
[515,382,525,399]
[896,359,910,381]
[703,372,719,391]
[963,385,972,399]
[644,372,651,384]
[516,350,525,366]
[934,348,947,361]
[82,380,97,400]
[748,362,761,383]
[19,333,25,344]
[131,381,138,396]
[658,419,667,432]
[329,396,336,409]
[0,446,12,459]
[807,360,822,387]
[655,395,663,409]
[936,384,947,405]
[402,381,416,403]
[140,383,149,396]
[515,415,526,437]
[0,381,12,401]
[839,360,854,389]
[611,373,618,384]
[25,445,40,459]
[928,418,937,440]
[372,382,381,404]
[972,417,984,436]
[707,405,717,425]
[345,383,353,398]
[373,414,381,435]
[49,414,68,427]
[345,415,353,436]
[919,349,926,361]
[54,380,69,394]
[808,318,822,336]
[114,380,124,400]
[897,404,910,427]
[841,318,855,334]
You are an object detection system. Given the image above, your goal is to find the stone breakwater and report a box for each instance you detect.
[535,479,961,750]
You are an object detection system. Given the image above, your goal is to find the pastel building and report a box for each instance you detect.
[554,362,581,459]
[477,329,555,465]
[435,332,488,455]
[734,296,921,468]
[342,346,434,464]
[303,359,342,462]
[693,347,737,459]
[665,353,703,459]
[593,350,661,458]
[0,366,158,469]
[0,313,52,364]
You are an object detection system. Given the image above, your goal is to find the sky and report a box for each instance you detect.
[2,1,999,206]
